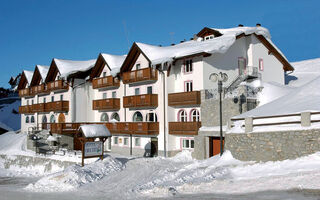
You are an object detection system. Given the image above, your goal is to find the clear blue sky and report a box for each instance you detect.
[0,0,319,88]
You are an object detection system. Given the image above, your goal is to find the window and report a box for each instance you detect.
[146,112,157,122]
[51,96,54,102]
[31,100,34,105]
[182,139,194,149]
[50,115,55,123]
[114,137,118,145]
[178,110,187,122]
[43,97,46,103]
[204,35,214,40]
[185,81,193,92]
[60,94,63,101]
[147,86,152,94]
[112,91,116,98]
[135,88,140,95]
[238,57,246,75]
[133,111,143,122]
[259,58,264,71]
[124,137,129,146]
[103,93,107,99]
[103,72,107,77]
[42,115,47,123]
[191,109,200,122]
[31,116,35,123]
[184,59,193,73]
[135,138,141,147]
[100,113,109,122]
[111,113,120,122]
[135,63,141,70]
[25,116,29,123]
[27,100,29,105]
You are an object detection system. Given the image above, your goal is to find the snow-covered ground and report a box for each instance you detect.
[0,98,20,131]
[0,132,320,199]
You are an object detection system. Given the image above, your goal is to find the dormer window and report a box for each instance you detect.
[103,72,107,77]
[204,35,214,40]
[136,63,141,70]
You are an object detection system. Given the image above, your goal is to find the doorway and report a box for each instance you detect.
[150,138,158,157]
[209,137,224,157]
[58,113,65,123]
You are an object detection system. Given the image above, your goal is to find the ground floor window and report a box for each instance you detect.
[30,116,35,123]
[50,115,55,123]
[135,138,141,147]
[111,113,120,122]
[101,113,109,122]
[42,115,47,123]
[133,111,143,122]
[114,137,118,145]
[182,138,194,149]
[25,116,29,123]
[124,137,129,146]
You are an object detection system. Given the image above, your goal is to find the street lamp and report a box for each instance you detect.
[209,72,228,156]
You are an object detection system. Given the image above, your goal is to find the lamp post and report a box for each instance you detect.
[209,72,228,156]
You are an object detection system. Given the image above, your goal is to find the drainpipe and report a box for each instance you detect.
[158,68,167,157]
[124,82,131,155]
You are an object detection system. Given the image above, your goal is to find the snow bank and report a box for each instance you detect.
[25,156,124,192]
[257,82,294,106]
[101,53,126,76]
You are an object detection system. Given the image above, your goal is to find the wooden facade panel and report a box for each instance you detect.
[122,68,158,84]
[92,76,120,89]
[168,91,201,107]
[19,88,31,97]
[168,122,201,135]
[92,98,120,111]
[123,94,158,109]
[47,80,69,92]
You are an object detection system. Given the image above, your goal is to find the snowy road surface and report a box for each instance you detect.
[1,132,320,199]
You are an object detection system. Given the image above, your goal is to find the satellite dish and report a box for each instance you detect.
[209,73,218,82]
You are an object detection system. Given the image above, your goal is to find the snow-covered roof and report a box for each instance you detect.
[79,124,111,138]
[287,58,320,87]
[234,75,320,119]
[54,58,96,78]
[135,26,271,65]
[36,65,50,80]
[101,53,126,76]
[23,70,34,85]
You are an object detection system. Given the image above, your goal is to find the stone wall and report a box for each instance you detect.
[225,129,320,161]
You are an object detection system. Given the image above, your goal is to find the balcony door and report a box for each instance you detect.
[58,113,65,123]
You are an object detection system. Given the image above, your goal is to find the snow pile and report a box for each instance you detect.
[79,124,111,138]
[287,57,320,87]
[26,156,124,192]
[23,70,33,85]
[0,132,27,155]
[101,53,126,76]
[137,26,271,65]
[54,58,96,79]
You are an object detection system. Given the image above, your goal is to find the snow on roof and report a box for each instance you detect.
[54,58,96,78]
[23,70,34,85]
[287,58,320,87]
[36,65,50,80]
[136,26,271,65]
[101,53,126,76]
[79,124,111,138]
[234,75,320,119]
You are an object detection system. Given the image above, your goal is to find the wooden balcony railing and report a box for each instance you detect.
[122,68,158,84]
[42,122,159,136]
[92,98,120,111]
[30,84,49,96]
[19,105,32,114]
[19,88,32,97]
[123,94,158,109]
[47,80,69,92]
[92,76,120,89]
[169,122,202,135]
[168,91,201,107]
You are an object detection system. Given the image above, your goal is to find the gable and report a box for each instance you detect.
[30,67,42,86]
[17,72,29,90]
[45,59,59,83]
[90,54,109,80]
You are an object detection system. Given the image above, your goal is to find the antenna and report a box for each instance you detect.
[122,20,130,50]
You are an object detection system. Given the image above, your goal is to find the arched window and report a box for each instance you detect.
[146,112,157,122]
[42,115,47,123]
[178,110,187,122]
[133,111,143,122]
[190,109,200,122]
[31,116,35,123]
[50,115,56,123]
[111,113,120,122]
[101,113,109,122]
[26,116,29,123]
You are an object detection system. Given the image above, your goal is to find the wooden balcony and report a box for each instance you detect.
[46,101,69,112]
[19,88,32,97]
[43,122,159,136]
[92,76,120,89]
[19,105,32,114]
[123,94,158,109]
[122,68,158,84]
[168,91,201,107]
[169,122,202,135]
[30,84,49,96]
[92,98,120,111]
[47,80,69,92]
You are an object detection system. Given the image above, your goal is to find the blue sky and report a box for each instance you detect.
[0,0,319,88]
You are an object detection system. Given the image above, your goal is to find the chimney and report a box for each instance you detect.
[171,43,175,46]
[238,24,244,27]
[256,23,261,27]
